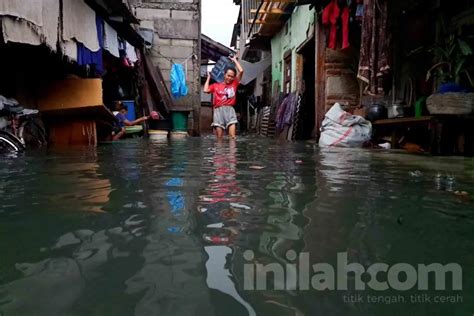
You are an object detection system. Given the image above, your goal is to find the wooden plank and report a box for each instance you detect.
[295,54,304,94]
[41,106,116,123]
[373,116,434,126]
[144,53,173,113]
[48,120,97,146]
[263,0,296,3]
[38,79,103,111]
[315,23,326,138]
[248,19,282,25]
[250,8,288,14]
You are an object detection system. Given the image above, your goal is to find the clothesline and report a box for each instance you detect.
[149,47,197,66]
[149,47,196,81]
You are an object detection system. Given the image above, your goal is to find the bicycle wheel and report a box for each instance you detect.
[0,131,24,152]
[19,118,47,147]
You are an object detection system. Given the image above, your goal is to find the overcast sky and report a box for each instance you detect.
[201,0,240,47]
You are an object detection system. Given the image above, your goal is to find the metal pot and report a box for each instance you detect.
[367,104,387,122]
[387,104,404,119]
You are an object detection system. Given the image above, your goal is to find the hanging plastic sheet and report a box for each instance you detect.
[171,63,188,98]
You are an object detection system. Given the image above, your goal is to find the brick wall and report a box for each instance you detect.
[324,49,360,112]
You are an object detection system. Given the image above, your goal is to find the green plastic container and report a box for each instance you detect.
[171,111,189,131]
[415,97,427,118]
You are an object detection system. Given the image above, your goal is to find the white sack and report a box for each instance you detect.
[319,103,372,148]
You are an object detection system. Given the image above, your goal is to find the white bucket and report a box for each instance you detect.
[149,130,168,141]
[170,131,188,139]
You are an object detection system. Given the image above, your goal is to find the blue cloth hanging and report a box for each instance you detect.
[77,15,104,75]
[170,63,188,98]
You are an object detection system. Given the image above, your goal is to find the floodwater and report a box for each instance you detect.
[0,136,473,316]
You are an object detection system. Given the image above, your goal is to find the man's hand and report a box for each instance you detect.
[204,71,212,93]
[229,54,244,81]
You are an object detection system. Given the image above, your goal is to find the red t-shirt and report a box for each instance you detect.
[209,79,239,108]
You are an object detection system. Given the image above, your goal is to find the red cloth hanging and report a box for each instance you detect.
[322,0,340,49]
[322,0,350,50]
[341,6,350,49]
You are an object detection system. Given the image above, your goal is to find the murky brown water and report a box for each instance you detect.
[0,136,473,315]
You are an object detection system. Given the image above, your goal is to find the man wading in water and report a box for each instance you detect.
[203,56,244,139]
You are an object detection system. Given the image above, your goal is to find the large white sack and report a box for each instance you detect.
[319,103,372,148]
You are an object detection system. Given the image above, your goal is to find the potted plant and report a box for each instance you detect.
[425,34,474,115]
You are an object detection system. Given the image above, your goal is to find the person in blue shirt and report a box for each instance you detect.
[112,103,149,140]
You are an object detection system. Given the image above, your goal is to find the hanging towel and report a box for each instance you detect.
[104,22,120,58]
[41,0,60,51]
[126,42,138,63]
[62,0,100,52]
[77,15,104,75]
[171,64,188,98]
[0,0,43,27]
[1,17,41,46]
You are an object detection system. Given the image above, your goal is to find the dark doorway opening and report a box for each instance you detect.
[296,38,315,140]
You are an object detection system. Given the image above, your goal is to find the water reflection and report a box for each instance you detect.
[196,139,256,315]
[0,138,473,316]
[195,139,314,315]
[124,140,212,316]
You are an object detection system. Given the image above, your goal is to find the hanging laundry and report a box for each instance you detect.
[77,15,104,75]
[341,6,350,49]
[1,17,42,46]
[322,0,340,49]
[0,0,59,51]
[322,0,351,50]
[276,93,297,131]
[41,0,60,51]
[62,0,100,52]
[104,22,120,58]
[357,0,391,95]
[61,40,78,61]
[170,64,188,98]
[126,42,139,64]
[0,0,43,27]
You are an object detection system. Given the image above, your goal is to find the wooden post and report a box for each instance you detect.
[314,18,326,139]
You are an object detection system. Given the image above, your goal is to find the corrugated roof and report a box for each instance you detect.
[201,34,235,62]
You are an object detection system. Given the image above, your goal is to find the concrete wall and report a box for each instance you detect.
[135,0,201,134]
[271,5,315,93]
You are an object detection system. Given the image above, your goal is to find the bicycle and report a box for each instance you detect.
[0,96,47,153]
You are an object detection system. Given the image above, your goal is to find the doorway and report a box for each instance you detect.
[295,38,316,140]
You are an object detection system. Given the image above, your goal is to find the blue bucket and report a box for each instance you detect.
[121,100,136,121]
[211,56,235,82]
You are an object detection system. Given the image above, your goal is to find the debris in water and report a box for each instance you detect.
[454,191,470,202]
[249,165,265,170]
[295,160,303,164]
[409,170,422,177]
[397,215,404,225]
